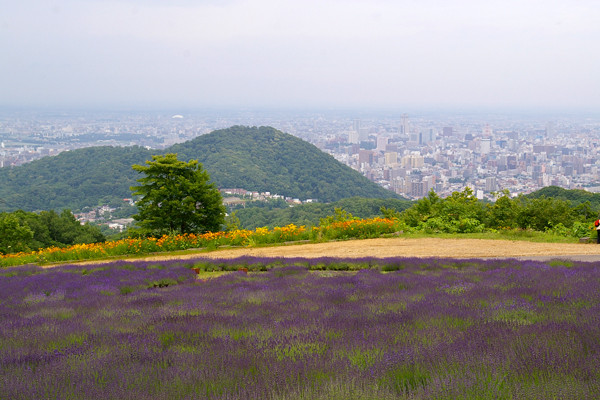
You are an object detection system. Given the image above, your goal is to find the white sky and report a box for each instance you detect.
[1,0,599,111]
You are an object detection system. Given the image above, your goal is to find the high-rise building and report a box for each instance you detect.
[482,124,493,137]
[401,113,409,136]
[384,152,398,166]
[545,122,556,138]
[507,155,517,169]
[480,138,491,154]
[359,128,370,142]
[347,130,359,144]
[419,129,435,145]
[385,143,398,152]
[401,154,424,169]
[359,150,374,165]
[485,177,498,192]
[411,181,429,198]
[376,136,389,151]
[348,144,360,155]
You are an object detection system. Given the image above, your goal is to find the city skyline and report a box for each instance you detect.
[1,0,599,112]
[2,108,600,203]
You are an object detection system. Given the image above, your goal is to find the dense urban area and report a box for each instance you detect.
[2,109,600,204]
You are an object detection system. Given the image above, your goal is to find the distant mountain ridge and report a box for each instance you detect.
[0,126,399,212]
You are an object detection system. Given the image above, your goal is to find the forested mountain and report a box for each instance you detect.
[0,126,399,212]
[0,146,151,211]
[169,126,397,202]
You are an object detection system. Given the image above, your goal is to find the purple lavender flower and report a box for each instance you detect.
[0,257,599,399]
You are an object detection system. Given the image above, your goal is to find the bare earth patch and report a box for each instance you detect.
[138,237,600,263]
[43,238,600,268]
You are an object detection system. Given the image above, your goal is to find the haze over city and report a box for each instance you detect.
[1,0,599,112]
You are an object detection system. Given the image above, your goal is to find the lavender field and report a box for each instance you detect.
[1,257,599,399]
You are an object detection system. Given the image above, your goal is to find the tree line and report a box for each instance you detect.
[231,197,413,230]
[391,188,595,237]
[0,210,105,254]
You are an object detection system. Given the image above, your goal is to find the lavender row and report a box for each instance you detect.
[1,257,599,399]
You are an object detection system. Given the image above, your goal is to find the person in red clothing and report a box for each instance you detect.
[595,219,600,244]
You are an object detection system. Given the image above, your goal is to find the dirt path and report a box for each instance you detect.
[40,237,600,268]
[135,237,600,263]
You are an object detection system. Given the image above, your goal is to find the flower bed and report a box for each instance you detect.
[0,218,401,267]
[1,257,598,399]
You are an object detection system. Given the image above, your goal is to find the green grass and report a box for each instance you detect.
[399,230,579,243]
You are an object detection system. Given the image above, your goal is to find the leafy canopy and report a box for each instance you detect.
[130,153,225,235]
[0,213,33,254]
[393,187,595,237]
[400,188,486,234]
[0,209,105,255]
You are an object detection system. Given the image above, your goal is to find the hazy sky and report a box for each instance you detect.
[1,0,599,111]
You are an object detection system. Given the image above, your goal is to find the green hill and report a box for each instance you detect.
[169,126,397,202]
[0,126,399,212]
[525,186,600,208]
[0,146,151,211]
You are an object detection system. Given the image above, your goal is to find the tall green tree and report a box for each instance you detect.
[484,190,518,229]
[0,213,33,254]
[130,153,225,235]
[515,195,574,231]
[399,188,485,233]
